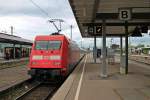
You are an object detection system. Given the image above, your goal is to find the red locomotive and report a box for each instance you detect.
[28,34,80,79]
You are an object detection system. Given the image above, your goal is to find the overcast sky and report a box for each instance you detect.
[0,0,150,48]
[0,0,82,41]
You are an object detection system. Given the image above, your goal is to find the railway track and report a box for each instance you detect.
[0,55,85,100]
[16,83,58,100]
[0,78,40,100]
[0,78,61,100]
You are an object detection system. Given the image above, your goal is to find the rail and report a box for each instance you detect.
[0,78,39,100]
[16,83,58,100]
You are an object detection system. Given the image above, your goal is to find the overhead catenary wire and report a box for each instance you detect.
[28,0,75,35]
[47,0,76,34]
[29,0,64,33]
[28,0,57,33]
[29,0,50,18]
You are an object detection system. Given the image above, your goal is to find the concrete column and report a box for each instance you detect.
[120,36,125,74]
[101,19,107,78]
[125,21,128,74]
[94,36,97,63]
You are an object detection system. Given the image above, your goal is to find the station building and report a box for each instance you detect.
[0,32,33,60]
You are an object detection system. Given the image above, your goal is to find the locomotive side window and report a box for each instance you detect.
[35,41,48,50]
[48,41,61,50]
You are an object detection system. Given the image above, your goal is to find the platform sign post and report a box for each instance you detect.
[101,19,107,78]
[119,8,131,74]
[125,21,129,74]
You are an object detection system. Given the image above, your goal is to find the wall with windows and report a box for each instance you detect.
[0,43,13,59]
[0,43,31,59]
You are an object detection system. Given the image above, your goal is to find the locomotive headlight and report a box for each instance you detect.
[50,55,61,60]
[32,55,43,60]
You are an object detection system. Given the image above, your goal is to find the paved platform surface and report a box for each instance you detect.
[0,65,30,92]
[52,53,150,100]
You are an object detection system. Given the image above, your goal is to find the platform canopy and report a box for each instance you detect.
[69,0,150,37]
[0,33,33,45]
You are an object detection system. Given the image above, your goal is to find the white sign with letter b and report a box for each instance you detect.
[119,8,131,21]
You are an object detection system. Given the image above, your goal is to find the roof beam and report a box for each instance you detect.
[82,22,150,26]
[96,13,150,19]
[83,33,125,37]
[91,0,100,22]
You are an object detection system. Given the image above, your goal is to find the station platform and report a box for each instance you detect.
[0,57,29,69]
[0,57,29,64]
[52,53,150,100]
[0,65,30,92]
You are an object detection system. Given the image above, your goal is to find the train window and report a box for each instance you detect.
[48,41,61,50]
[35,40,61,50]
[35,41,48,50]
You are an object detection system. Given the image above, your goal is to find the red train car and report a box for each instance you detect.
[28,34,80,79]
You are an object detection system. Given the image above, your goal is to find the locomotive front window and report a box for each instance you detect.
[35,40,61,50]
[35,41,48,50]
[48,41,61,50]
